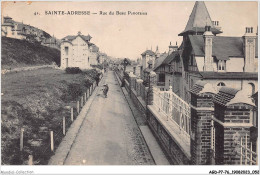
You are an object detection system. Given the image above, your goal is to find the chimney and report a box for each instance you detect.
[213,20,221,31]
[203,25,214,71]
[243,27,257,72]
[169,41,178,55]
[168,42,174,55]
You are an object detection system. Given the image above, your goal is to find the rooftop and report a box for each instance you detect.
[62,34,92,43]
[189,35,258,60]
[214,87,255,107]
[141,50,155,56]
[179,1,222,36]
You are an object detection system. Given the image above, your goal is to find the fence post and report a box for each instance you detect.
[256,138,258,165]
[81,96,84,107]
[147,71,157,105]
[84,92,86,103]
[20,128,24,151]
[77,101,80,114]
[71,107,73,122]
[63,117,66,135]
[250,142,252,165]
[240,137,243,165]
[245,133,248,165]
[28,155,33,165]
[50,131,54,152]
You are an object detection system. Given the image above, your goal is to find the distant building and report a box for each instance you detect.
[2,16,26,39]
[153,42,179,91]
[42,37,61,50]
[140,49,156,80]
[60,31,100,70]
[1,16,60,49]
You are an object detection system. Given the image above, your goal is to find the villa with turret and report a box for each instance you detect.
[143,1,258,101]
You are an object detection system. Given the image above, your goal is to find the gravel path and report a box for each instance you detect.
[63,71,154,165]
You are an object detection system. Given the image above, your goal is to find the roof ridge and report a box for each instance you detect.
[192,1,199,29]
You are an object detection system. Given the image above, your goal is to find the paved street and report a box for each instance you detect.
[63,71,154,165]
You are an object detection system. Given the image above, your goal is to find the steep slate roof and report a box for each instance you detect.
[153,53,168,70]
[189,35,258,60]
[154,51,181,71]
[62,34,92,43]
[199,72,258,80]
[179,1,222,36]
[189,81,207,95]
[141,50,155,56]
[89,43,99,52]
[213,87,239,106]
[162,51,180,65]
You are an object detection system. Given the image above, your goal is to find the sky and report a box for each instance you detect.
[1,1,258,60]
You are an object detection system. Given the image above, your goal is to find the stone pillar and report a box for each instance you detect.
[213,88,255,165]
[147,71,157,105]
[129,71,136,89]
[189,81,217,165]
[136,79,143,96]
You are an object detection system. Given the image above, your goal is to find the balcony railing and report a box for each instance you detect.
[153,86,191,142]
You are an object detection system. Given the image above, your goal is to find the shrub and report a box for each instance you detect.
[65,67,82,74]
[67,83,83,101]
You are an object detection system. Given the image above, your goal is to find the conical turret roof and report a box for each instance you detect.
[179,1,222,36]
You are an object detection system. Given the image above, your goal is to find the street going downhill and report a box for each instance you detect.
[60,71,154,165]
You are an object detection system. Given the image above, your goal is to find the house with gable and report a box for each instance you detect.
[154,42,181,91]
[60,31,100,70]
[177,1,258,102]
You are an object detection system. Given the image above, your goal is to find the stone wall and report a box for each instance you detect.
[147,107,190,164]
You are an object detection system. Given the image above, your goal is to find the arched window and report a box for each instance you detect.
[217,82,226,87]
[248,83,255,96]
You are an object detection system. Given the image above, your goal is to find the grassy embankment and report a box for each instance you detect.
[1,37,100,165]
[1,37,60,69]
[2,68,99,165]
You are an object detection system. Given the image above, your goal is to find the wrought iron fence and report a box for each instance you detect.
[153,86,191,138]
[237,134,258,165]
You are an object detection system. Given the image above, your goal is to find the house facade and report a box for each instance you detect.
[153,1,258,103]
[154,42,179,91]
[177,1,258,102]
[60,32,100,70]
[140,49,156,80]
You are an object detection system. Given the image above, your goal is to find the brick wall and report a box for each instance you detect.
[190,93,215,165]
[214,103,254,165]
[147,109,190,165]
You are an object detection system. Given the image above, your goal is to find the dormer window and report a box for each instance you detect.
[218,60,226,71]
[217,82,225,87]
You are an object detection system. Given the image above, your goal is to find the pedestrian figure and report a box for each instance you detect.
[103,84,109,98]
[95,73,100,86]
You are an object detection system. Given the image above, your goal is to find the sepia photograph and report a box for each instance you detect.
[0,0,259,174]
